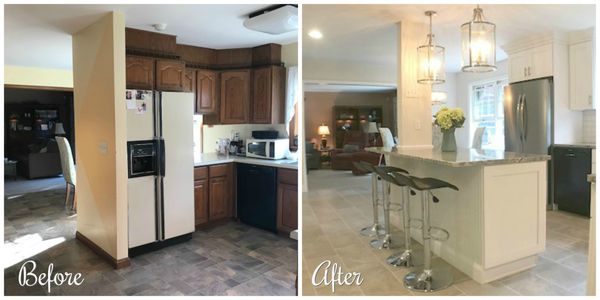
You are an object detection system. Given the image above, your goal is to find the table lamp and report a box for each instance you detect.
[317,124,330,149]
[365,122,378,145]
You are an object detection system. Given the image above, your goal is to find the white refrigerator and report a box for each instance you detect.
[126,90,194,250]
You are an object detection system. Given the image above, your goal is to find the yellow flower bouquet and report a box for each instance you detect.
[433,107,465,133]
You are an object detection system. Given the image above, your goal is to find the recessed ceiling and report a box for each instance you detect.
[303,4,595,73]
[5,4,298,70]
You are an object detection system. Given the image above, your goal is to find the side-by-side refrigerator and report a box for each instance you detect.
[126,90,194,255]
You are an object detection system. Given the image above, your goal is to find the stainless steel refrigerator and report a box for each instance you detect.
[503,78,553,155]
[126,90,195,254]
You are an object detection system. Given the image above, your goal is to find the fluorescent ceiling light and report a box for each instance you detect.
[243,5,298,35]
[308,30,323,39]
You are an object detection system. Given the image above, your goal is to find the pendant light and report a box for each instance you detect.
[417,11,445,85]
[461,5,496,72]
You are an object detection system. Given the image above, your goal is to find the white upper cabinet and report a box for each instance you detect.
[508,44,553,83]
[569,40,594,110]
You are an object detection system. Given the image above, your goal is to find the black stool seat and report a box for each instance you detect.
[410,177,459,191]
[377,166,409,175]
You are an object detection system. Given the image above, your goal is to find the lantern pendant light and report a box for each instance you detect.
[461,5,496,72]
[417,11,445,85]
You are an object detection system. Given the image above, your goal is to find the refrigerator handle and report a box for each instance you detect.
[516,94,523,143]
[521,95,528,141]
[159,139,166,177]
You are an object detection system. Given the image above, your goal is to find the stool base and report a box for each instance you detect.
[369,236,393,249]
[360,224,385,237]
[386,250,423,268]
[403,268,453,293]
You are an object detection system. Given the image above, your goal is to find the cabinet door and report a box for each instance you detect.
[196,70,219,114]
[569,41,594,110]
[220,70,250,124]
[209,176,228,221]
[277,182,298,233]
[194,179,209,226]
[183,68,196,93]
[251,67,273,124]
[156,59,185,91]
[508,52,529,83]
[126,56,155,90]
[530,44,553,79]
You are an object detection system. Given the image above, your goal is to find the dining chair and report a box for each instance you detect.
[56,137,77,211]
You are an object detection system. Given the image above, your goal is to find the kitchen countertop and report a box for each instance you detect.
[589,174,596,183]
[366,147,551,167]
[194,153,298,170]
[553,143,596,149]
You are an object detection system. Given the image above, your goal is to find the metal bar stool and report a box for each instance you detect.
[352,161,385,237]
[394,173,459,293]
[384,171,424,268]
[370,165,409,250]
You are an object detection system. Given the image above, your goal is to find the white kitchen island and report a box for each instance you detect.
[367,147,551,284]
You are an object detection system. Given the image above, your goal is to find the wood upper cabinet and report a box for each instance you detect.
[155,59,185,91]
[194,179,209,226]
[126,56,155,90]
[277,168,298,234]
[220,70,250,124]
[182,68,196,93]
[196,70,219,114]
[251,66,285,124]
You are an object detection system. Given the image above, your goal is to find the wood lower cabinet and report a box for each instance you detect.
[277,168,298,234]
[126,56,155,90]
[196,70,219,114]
[251,66,285,124]
[156,59,185,91]
[193,164,233,227]
[220,70,250,124]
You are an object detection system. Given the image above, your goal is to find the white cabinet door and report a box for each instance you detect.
[569,41,594,110]
[531,44,553,79]
[509,51,530,83]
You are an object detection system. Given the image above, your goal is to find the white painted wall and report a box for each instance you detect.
[303,58,396,85]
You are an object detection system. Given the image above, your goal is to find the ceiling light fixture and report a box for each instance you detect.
[308,29,323,39]
[417,11,445,85]
[243,4,298,35]
[152,23,167,31]
[461,5,496,72]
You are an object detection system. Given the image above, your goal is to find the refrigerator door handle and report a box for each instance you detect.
[521,95,528,141]
[516,94,523,143]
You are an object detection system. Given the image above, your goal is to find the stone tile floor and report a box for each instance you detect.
[302,169,590,296]
[4,189,297,296]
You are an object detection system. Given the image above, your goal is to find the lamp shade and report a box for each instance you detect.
[318,124,330,136]
[431,91,448,105]
[417,11,445,85]
[54,122,66,135]
[365,122,378,133]
[461,6,496,72]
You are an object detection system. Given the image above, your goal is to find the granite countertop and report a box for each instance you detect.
[553,143,596,149]
[366,147,551,167]
[194,153,298,170]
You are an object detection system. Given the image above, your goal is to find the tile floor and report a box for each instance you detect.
[4,176,65,197]
[4,189,297,296]
[302,169,590,296]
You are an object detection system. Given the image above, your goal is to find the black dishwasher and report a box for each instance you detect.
[237,163,278,232]
[552,146,592,217]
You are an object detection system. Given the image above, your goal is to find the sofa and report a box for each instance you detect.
[330,131,383,175]
[14,138,62,179]
[305,142,321,171]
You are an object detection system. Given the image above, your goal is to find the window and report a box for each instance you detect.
[470,78,508,150]
[285,66,299,151]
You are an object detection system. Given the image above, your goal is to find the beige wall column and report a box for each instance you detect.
[396,21,433,149]
[72,11,128,265]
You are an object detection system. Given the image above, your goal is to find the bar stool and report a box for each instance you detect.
[370,165,409,250]
[395,173,459,293]
[352,161,385,237]
[383,171,424,268]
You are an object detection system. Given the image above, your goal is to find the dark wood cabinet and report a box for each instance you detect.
[156,59,185,92]
[277,168,298,234]
[126,56,155,90]
[183,68,196,93]
[194,179,209,225]
[196,70,218,114]
[251,66,285,124]
[209,176,228,221]
[220,70,250,124]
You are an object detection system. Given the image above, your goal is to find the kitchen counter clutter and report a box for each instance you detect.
[194,152,298,169]
[368,146,549,284]
[366,146,551,167]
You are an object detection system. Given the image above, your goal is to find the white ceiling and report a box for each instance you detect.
[4,4,298,70]
[303,4,595,73]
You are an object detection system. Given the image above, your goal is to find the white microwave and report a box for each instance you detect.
[246,139,289,160]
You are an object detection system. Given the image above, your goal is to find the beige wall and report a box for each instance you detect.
[203,123,287,152]
[304,91,395,147]
[72,11,128,260]
[282,42,298,67]
[5,65,73,88]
